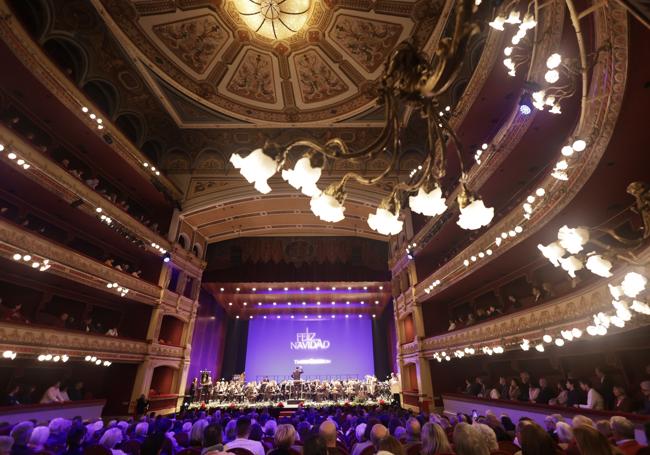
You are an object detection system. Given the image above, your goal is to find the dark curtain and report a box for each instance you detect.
[220,318,249,380]
[372,302,394,381]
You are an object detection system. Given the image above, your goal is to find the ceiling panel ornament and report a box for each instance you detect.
[328,13,405,74]
[94,0,443,126]
[222,49,282,107]
[151,14,228,74]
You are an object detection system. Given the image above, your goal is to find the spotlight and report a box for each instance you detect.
[163,252,171,263]
[519,93,533,115]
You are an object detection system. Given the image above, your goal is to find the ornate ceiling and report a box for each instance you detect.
[94,0,445,127]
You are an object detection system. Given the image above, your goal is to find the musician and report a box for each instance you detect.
[200,371,213,401]
[291,366,304,380]
[389,372,401,407]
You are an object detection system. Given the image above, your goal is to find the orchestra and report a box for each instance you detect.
[189,373,391,405]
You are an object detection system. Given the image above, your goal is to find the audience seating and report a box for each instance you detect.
[83,445,112,455]
[228,448,255,455]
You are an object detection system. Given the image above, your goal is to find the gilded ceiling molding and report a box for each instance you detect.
[405,254,650,356]
[411,3,629,302]
[0,124,172,254]
[0,218,161,304]
[390,0,566,273]
[0,2,184,202]
[90,0,443,127]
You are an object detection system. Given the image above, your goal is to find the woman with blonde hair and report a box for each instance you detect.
[420,423,452,455]
[573,425,622,455]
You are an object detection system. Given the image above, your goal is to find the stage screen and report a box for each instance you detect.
[245,316,375,380]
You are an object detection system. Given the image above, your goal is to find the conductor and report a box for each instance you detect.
[291,366,304,380]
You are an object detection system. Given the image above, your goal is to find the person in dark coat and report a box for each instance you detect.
[595,366,615,410]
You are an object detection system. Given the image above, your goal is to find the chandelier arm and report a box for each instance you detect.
[334,100,402,188]
[282,92,397,162]
[438,115,466,177]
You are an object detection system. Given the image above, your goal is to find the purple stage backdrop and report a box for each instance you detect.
[245,316,375,380]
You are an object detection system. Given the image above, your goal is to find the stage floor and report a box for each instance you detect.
[188,398,390,411]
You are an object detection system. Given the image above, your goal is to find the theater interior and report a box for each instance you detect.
[0,0,650,446]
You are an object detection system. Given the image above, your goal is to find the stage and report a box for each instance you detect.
[186,397,391,411]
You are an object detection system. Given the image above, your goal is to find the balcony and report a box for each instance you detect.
[0,217,161,305]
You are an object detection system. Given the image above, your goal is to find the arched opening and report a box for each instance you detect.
[9,0,48,39]
[178,233,189,250]
[402,313,415,344]
[43,37,87,85]
[149,365,176,396]
[404,363,418,392]
[141,139,162,167]
[159,314,185,346]
[81,80,117,118]
[192,243,202,258]
[115,113,143,145]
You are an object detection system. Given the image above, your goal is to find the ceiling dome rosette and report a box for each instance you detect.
[93,0,445,127]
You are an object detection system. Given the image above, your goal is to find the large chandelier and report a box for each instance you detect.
[235,0,311,40]
[230,0,497,235]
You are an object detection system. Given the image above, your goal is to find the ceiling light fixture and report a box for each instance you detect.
[230,5,494,236]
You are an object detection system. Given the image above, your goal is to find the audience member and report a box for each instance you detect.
[613,386,635,413]
[578,378,605,410]
[201,423,224,455]
[573,425,619,455]
[319,421,343,455]
[28,426,49,453]
[610,416,644,455]
[10,421,34,455]
[453,423,489,455]
[0,437,13,455]
[475,424,498,452]
[517,421,562,455]
[535,378,556,404]
[224,417,264,455]
[596,366,616,410]
[370,424,388,451]
[40,381,65,404]
[555,422,574,450]
[597,420,613,439]
[99,428,126,455]
[420,423,451,455]
[377,435,404,455]
[269,424,295,455]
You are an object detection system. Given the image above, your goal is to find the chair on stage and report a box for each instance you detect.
[228,448,256,455]
[121,440,142,455]
[83,445,112,455]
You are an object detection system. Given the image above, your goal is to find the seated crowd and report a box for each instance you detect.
[2,381,87,406]
[462,367,650,415]
[0,404,648,455]
[0,299,122,340]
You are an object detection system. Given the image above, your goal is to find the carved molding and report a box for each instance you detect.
[400,253,650,356]
[0,124,173,254]
[410,3,629,302]
[0,219,161,304]
[0,322,188,362]
[0,3,184,201]
[390,1,566,274]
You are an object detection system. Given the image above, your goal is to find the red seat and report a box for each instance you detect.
[406,443,422,455]
[175,433,189,448]
[497,441,519,455]
[176,449,201,455]
[228,448,255,455]
[122,440,141,455]
[359,446,374,455]
[83,445,112,455]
